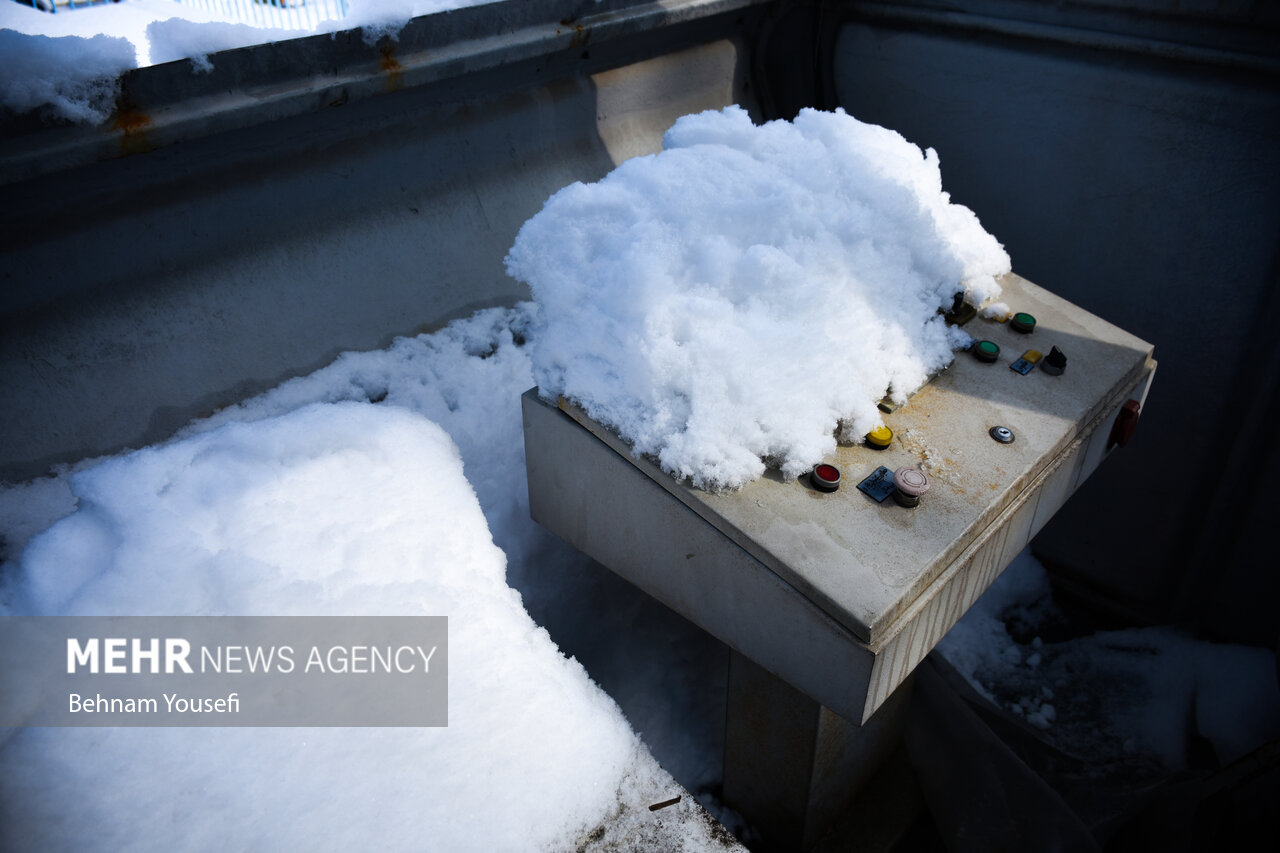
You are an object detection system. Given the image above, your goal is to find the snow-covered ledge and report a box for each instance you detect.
[0,0,772,186]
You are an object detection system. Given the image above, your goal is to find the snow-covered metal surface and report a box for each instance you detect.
[20,0,351,25]
[0,0,770,182]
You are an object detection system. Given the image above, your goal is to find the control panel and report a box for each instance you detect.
[525,272,1155,721]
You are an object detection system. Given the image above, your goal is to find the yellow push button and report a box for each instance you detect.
[865,425,893,450]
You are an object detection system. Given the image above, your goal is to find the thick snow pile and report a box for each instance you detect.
[0,26,135,123]
[169,303,733,797]
[0,0,496,123]
[0,305,731,802]
[0,397,736,852]
[183,304,545,570]
[507,105,1011,490]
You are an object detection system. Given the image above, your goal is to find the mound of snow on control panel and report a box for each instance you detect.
[507,106,1010,490]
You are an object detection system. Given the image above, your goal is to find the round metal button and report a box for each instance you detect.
[990,426,1015,444]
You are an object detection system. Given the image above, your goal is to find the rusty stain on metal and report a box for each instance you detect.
[379,44,404,92]
[111,105,154,156]
[569,24,590,48]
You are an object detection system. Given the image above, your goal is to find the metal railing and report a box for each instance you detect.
[18,0,351,28]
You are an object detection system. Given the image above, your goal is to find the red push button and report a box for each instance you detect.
[1108,400,1141,449]
[811,464,841,492]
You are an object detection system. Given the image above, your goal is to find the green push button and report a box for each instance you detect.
[1011,312,1037,334]
[973,340,1000,363]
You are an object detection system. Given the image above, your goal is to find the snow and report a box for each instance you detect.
[0,57,1276,837]
[0,0,498,122]
[0,26,135,123]
[937,550,1280,774]
[3,302,1276,848]
[0,378,738,851]
[506,105,1011,490]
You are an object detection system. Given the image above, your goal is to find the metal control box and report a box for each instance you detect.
[524,273,1155,723]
